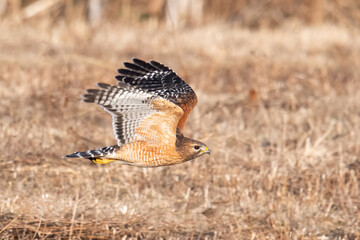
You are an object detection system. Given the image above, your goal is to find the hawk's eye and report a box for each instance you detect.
[194,146,200,150]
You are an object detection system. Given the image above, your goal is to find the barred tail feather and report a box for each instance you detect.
[63,145,119,159]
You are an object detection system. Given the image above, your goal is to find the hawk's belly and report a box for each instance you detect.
[107,141,183,167]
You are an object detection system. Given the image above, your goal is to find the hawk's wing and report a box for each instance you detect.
[83,82,183,147]
[115,58,198,131]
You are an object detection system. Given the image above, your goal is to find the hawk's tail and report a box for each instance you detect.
[63,145,119,164]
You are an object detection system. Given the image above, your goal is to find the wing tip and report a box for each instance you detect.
[132,57,145,64]
[131,57,141,63]
[96,82,111,89]
[149,59,169,71]
[115,75,124,81]
[82,92,96,103]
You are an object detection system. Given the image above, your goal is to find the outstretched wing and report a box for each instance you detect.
[115,58,197,131]
[83,82,184,147]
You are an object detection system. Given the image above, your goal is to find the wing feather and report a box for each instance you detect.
[149,60,171,71]
[83,83,183,146]
[117,69,144,77]
[123,62,149,73]
[132,58,158,71]
[115,58,197,130]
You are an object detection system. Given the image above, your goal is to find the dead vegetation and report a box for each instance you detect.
[1,1,360,239]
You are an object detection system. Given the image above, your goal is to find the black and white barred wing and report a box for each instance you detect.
[83,82,159,146]
[115,58,198,130]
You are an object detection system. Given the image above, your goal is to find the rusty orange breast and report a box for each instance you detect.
[113,141,183,167]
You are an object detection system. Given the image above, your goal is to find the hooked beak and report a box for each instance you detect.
[202,146,210,155]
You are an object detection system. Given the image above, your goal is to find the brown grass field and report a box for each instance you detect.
[1,2,360,239]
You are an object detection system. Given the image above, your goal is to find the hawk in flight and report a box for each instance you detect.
[64,58,210,167]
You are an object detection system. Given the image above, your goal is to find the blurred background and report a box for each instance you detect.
[1,0,360,28]
[1,0,360,239]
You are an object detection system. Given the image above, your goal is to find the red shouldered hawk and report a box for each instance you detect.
[64,58,210,167]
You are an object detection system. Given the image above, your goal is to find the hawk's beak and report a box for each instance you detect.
[202,146,210,155]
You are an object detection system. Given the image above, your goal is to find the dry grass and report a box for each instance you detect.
[1,17,360,239]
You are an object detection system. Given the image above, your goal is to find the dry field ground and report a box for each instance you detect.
[1,18,360,239]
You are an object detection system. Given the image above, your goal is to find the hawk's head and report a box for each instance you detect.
[176,137,210,161]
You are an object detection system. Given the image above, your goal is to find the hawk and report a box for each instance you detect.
[64,58,210,167]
